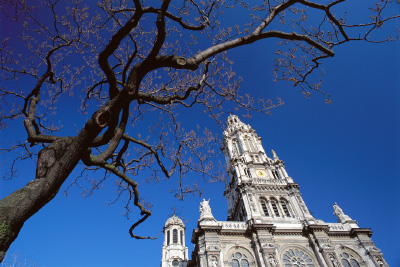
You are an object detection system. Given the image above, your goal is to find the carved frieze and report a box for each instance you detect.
[206,241,221,251]
[259,237,274,243]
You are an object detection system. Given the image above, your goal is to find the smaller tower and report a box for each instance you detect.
[161,215,188,267]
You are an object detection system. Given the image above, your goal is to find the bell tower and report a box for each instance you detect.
[221,115,313,223]
[161,215,188,267]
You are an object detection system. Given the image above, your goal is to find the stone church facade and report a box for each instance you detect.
[161,115,388,267]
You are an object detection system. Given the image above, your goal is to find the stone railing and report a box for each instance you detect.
[250,178,286,185]
[218,221,247,230]
[328,223,348,231]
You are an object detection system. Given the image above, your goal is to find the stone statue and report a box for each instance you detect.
[211,257,218,267]
[199,199,215,221]
[329,253,339,267]
[333,203,343,215]
[268,254,277,267]
[333,202,353,223]
[200,199,211,214]
[376,256,385,266]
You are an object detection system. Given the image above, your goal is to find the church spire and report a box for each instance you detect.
[221,115,311,222]
[161,215,189,267]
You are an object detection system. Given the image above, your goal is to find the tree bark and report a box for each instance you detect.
[0,137,80,262]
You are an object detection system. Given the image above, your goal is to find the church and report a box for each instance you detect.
[160,115,387,267]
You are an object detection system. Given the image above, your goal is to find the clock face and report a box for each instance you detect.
[256,169,267,177]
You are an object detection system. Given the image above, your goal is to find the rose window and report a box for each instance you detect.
[282,249,315,267]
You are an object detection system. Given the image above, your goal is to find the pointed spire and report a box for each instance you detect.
[271,149,279,160]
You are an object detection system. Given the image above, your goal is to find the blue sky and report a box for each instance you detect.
[0,1,399,266]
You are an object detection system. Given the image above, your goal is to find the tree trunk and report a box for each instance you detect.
[0,137,80,262]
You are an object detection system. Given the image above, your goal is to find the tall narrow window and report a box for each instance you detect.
[180,230,183,245]
[273,169,280,179]
[340,252,361,267]
[232,259,240,267]
[341,259,351,267]
[232,252,249,267]
[173,229,178,243]
[271,200,280,217]
[261,199,270,216]
[244,137,255,152]
[350,259,360,267]
[245,168,252,178]
[241,260,249,267]
[167,230,170,245]
[281,199,291,217]
[232,139,240,156]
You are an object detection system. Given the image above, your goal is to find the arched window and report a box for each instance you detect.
[341,253,361,267]
[350,259,360,267]
[341,259,351,267]
[180,230,183,244]
[272,169,280,179]
[173,229,178,243]
[231,252,249,267]
[282,249,315,266]
[243,137,256,152]
[280,199,291,217]
[167,230,170,245]
[232,139,242,156]
[244,168,251,178]
[241,259,249,267]
[260,199,270,216]
[271,199,280,217]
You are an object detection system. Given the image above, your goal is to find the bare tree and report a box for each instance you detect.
[0,0,398,261]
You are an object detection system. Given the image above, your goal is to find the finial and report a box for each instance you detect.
[171,206,178,215]
[271,149,279,159]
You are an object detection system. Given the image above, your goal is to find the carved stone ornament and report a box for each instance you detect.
[210,256,219,267]
[375,256,385,266]
[262,243,274,248]
[328,253,339,267]
[267,253,278,267]
[206,242,221,251]
[333,202,353,223]
[248,194,254,202]
[367,246,381,253]
[199,199,216,221]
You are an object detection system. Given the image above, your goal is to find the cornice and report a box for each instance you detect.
[350,228,373,237]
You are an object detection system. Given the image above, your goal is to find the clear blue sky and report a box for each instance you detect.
[0,1,399,266]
